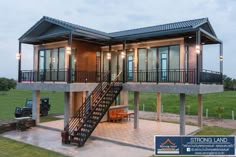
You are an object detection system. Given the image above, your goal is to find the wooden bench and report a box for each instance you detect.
[108,108,134,122]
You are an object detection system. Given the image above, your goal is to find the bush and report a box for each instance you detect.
[0,77,16,91]
[215,106,224,118]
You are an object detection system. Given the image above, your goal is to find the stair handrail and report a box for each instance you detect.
[75,72,122,133]
[65,72,110,133]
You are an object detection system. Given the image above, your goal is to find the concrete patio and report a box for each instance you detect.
[1,119,199,156]
[38,119,199,149]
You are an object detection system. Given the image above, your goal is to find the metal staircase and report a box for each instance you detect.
[64,72,122,147]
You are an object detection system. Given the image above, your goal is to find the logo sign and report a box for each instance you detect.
[155,136,235,156]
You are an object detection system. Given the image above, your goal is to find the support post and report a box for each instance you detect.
[18,42,22,82]
[156,92,161,121]
[134,91,139,129]
[32,90,40,125]
[196,30,201,84]
[108,45,112,83]
[68,32,72,83]
[122,41,126,83]
[179,93,186,135]
[64,92,70,129]
[198,94,203,127]
[220,43,223,84]
[120,90,128,105]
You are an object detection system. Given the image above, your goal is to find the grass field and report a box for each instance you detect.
[0,90,63,120]
[128,91,236,119]
[0,89,236,120]
[196,126,234,135]
[0,136,67,157]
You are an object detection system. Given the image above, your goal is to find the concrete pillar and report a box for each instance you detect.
[198,94,203,127]
[32,90,40,125]
[156,92,161,121]
[120,90,128,105]
[179,93,186,135]
[72,91,86,116]
[64,92,70,128]
[134,48,138,81]
[134,91,139,129]
[69,92,74,118]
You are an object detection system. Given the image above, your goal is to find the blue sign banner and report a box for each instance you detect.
[155,136,235,156]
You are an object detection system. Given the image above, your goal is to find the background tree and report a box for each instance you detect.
[223,75,236,90]
[0,77,16,91]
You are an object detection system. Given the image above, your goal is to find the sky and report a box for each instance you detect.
[0,0,235,79]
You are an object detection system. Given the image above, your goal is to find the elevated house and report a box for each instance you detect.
[17,16,223,146]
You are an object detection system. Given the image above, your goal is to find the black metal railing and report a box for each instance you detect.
[125,69,197,84]
[66,72,111,134]
[20,70,106,83]
[20,69,223,85]
[200,69,223,84]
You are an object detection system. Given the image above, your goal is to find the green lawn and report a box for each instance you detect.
[128,91,236,119]
[196,126,234,135]
[0,90,64,120]
[0,90,236,120]
[0,136,67,157]
[40,115,63,123]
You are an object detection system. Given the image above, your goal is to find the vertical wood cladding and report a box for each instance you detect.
[72,41,100,71]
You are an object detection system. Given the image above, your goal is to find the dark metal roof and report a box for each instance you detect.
[43,16,111,38]
[19,16,219,44]
[109,18,214,37]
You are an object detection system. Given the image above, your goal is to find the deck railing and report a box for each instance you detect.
[20,69,223,85]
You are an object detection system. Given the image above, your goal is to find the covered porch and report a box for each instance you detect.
[17,17,223,85]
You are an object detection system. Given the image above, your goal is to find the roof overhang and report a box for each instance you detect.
[18,16,221,46]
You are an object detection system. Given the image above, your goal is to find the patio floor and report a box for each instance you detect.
[38,119,199,149]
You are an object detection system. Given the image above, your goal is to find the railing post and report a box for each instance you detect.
[18,42,22,83]
[108,44,112,83]
[122,41,126,83]
[196,30,201,85]
[220,43,223,84]
[67,32,73,83]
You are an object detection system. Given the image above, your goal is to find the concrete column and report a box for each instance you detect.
[120,90,128,105]
[156,92,161,121]
[198,94,203,127]
[179,93,186,135]
[64,92,70,128]
[134,91,139,129]
[32,90,40,125]
[134,48,138,82]
[69,92,74,118]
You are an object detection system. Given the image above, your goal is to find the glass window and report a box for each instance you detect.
[103,52,109,72]
[58,48,65,70]
[118,51,123,73]
[58,48,65,81]
[148,48,157,71]
[127,52,134,81]
[111,52,117,78]
[169,45,180,70]
[138,49,146,72]
[159,47,168,81]
[38,48,66,81]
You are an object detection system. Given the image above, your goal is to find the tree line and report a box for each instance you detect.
[223,75,236,90]
[0,77,16,91]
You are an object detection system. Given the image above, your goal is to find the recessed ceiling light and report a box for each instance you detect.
[188,36,192,39]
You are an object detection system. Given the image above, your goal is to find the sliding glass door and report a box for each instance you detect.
[159,47,168,81]
[127,52,134,81]
[137,45,180,82]
[38,48,65,81]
